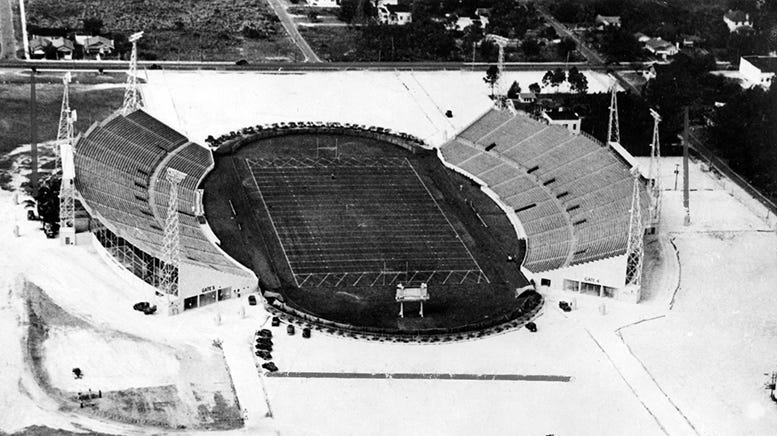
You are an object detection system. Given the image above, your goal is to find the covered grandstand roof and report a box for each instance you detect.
[441,109,649,273]
[73,109,252,277]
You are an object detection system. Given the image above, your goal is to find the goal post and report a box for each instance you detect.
[395,283,429,318]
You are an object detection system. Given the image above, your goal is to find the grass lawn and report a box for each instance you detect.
[0,80,124,156]
[25,0,298,62]
[297,26,358,61]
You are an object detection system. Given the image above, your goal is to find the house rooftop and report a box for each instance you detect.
[724,9,750,22]
[645,37,675,50]
[595,15,621,25]
[743,56,777,73]
[386,4,411,13]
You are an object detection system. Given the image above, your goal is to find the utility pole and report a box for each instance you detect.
[683,107,691,226]
[29,69,38,197]
[674,164,680,191]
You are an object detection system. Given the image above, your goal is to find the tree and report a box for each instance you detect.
[557,37,576,59]
[483,65,500,97]
[529,82,541,94]
[600,27,643,62]
[507,81,522,99]
[82,17,103,36]
[567,66,588,93]
[542,68,566,89]
[308,11,320,23]
[521,38,541,59]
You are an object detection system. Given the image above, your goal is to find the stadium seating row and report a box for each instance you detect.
[74,110,249,277]
[442,109,646,273]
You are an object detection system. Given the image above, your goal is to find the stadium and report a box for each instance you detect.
[71,84,646,339]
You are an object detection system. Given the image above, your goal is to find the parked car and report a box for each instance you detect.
[256,329,272,339]
[525,322,537,332]
[286,324,295,336]
[271,317,281,327]
[262,362,278,373]
[235,59,248,66]
[255,342,272,352]
[248,295,257,306]
[256,337,273,347]
[302,327,311,339]
[255,350,272,360]
[558,301,572,312]
[133,301,157,315]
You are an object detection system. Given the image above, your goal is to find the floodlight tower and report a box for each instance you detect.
[55,72,72,169]
[59,108,76,246]
[625,169,644,289]
[647,109,662,225]
[607,75,620,145]
[121,31,144,115]
[486,34,510,97]
[160,168,187,314]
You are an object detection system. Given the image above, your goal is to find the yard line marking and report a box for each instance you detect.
[246,158,299,287]
[404,159,490,284]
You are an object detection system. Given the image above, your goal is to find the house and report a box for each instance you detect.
[634,32,650,43]
[644,37,678,59]
[517,92,537,104]
[680,35,703,48]
[739,55,777,89]
[723,10,752,32]
[75,35,115,55]
[308,0,340,6]
[50,37,75,59]
[454,15,488,31]
[542,108,581,134]
[595,15,621,30]
[378,4,412,25]
[28,35,74,59]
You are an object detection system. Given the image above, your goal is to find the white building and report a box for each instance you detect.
[308,0,340,6]
[644,37,679,60]
[595,15,621,30]
[723,9,752,32]
[542,108,581,134]
[739,56,777,89]
[378,4,412,25]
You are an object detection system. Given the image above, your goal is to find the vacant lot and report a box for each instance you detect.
[26,0,298,61]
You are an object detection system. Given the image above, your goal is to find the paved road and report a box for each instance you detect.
[0,0,16,60]
[0,59,645,72]
[535,5,605,66]
[265,0,321,62]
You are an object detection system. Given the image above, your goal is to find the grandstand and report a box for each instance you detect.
[74,109,257,313]
[441,109,648,299]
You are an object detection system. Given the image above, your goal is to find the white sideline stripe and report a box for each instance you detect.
[245,158,299,287]
[404,158,490,284]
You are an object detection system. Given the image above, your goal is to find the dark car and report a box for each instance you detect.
[271,317,281,327]
[133,302,157,315]
[248,295,257,306]
[235,59,249,66]
[302,327,311,339]
[525,322,537,332]
[262,362,278,373]
[256,329,272,339]
[558,301,572,312]
[286,324,295,336]
[255,343,272,352]
[256,338,273,347]
[255,350,272,360]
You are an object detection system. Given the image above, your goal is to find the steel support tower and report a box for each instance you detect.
[121,31,144,115]
[55,72,72,169]
[625,169,644,288]
[59,108,76,245]
[160,168,187,314]
[647,109,662,225]
[486,34,509,97]
[607,76,620,145]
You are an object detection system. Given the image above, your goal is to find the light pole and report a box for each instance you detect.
[674,164,680,191]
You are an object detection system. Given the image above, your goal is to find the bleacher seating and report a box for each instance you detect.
[441,109,648,273]
[74,110,251,278]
